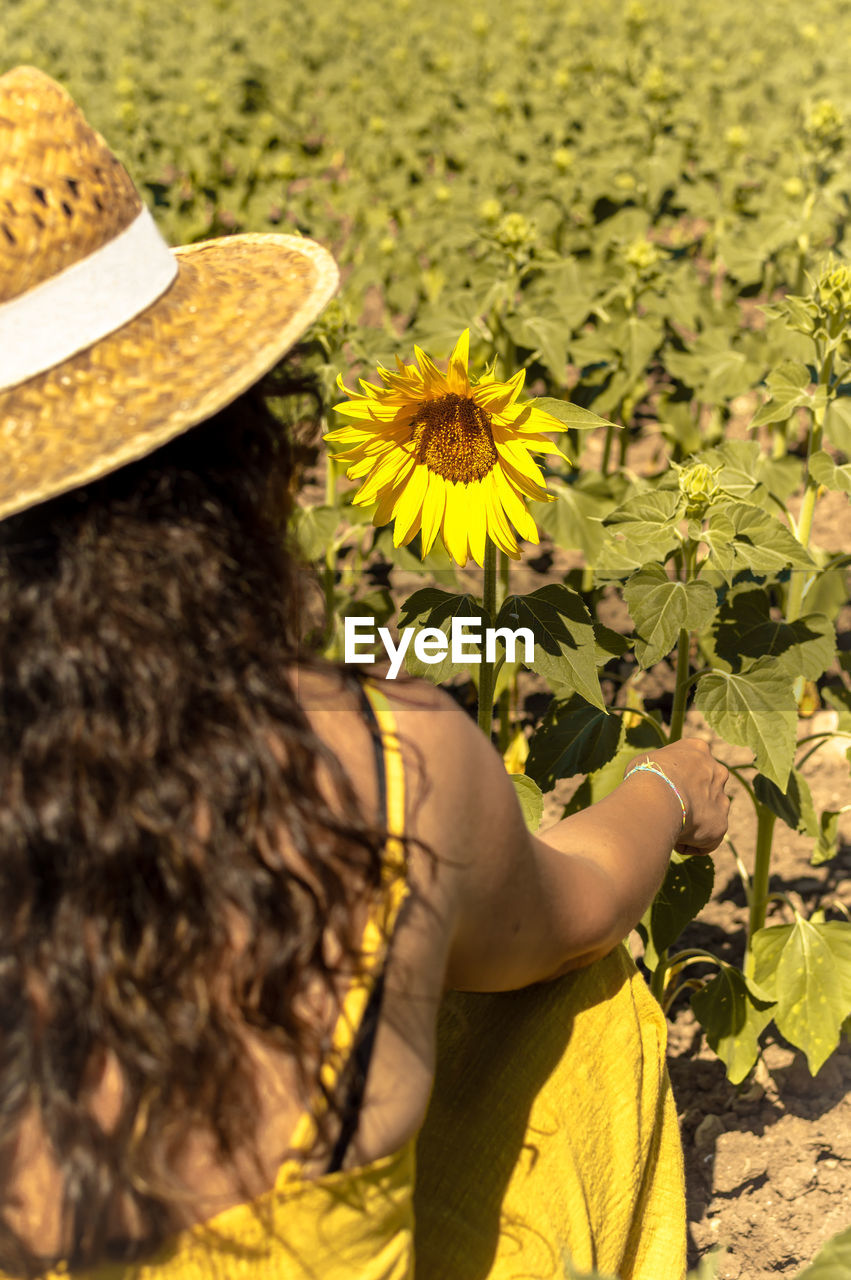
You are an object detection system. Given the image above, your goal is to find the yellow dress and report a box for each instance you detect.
[6,684,685,1280]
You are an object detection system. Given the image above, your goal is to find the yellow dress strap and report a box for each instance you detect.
[286,679,407,1161]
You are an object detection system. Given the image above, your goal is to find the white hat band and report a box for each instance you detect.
[0,207,178,391]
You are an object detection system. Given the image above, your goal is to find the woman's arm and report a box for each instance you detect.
[386,681,729,993]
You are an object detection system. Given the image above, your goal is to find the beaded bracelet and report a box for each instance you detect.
[624,760,687,830]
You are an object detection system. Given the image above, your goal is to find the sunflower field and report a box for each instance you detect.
[4,0,851,1258]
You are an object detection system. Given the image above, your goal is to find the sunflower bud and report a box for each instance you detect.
[804,99,843,153]
[810,259,851,342]
[817,261,851,311]
[494,212,538,253]
[677,461,721,519]
[624,237,661,276]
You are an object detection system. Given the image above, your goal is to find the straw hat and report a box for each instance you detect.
[0,66,339,522]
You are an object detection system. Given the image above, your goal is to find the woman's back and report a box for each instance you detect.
[5,669,691,1280]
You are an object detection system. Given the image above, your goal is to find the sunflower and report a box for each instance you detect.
[325,330,567,567]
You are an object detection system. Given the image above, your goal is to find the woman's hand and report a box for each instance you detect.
[624,739,730,857]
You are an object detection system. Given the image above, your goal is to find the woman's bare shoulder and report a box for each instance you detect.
[290,665,465,767]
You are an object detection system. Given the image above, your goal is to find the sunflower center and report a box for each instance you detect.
[410,393,498,484]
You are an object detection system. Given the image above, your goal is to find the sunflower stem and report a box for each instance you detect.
[324,445,337,509]
[497,548,510,612]
[745,804,777,981]
[601,420,616,476]
[477,539,498,741]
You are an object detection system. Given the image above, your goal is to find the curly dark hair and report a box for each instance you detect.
[0,377,394,1276]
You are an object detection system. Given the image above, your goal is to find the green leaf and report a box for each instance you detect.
[603,488,683,530]
[684,1253,727,1280]
[722,503,816,577]
[694,661,797,788]
[532,396,615,431]
[509,316,569,384]
[665,329,762,401]
[697,440,801,512]
[713,584,836,680]
[291,503,339,561]
[624,567,717,669]
[397,589,490,684]
[496,585,604,708]
[699,440,764,499]
[533,482,609,562]
[811,808,850,866]
[823,393,851,453]
[796,1224,851,1278]
[339,586,395,628]
[525,695,623,791]
[691,967,776,1085]
[645,853,715,956]
[756,453,806,506]
[595,490,683,577]
[749,360,814,429]
[753,769,818,836]
[751,918,851,1074]
[601,313,665,384]
[510,774,543,832]
[699,511,737,584]
[593,622,631,666]
[809,449,851,495]
[803,565,851,625]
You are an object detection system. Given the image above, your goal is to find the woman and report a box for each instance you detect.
[0,67,729,1279]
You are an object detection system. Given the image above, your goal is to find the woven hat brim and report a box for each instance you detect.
[0,232,338,522]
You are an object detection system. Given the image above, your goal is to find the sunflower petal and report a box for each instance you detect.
[493,423,570,461]
[494,466,542,541]
[441,482,470,566]
[465,485,488,567]
[414,345,450,397]
[494,438,550,489]
[483,472,520,556]
[473,368,525,413]
[420,474,447,555]
[373,480,404,527]
[392,464,429,546]
[446,330,471,395]
[346,454,381,479]
[355,450,415,506]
